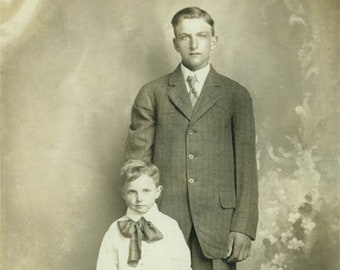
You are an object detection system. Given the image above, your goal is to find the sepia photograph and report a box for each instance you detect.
[1,1,339,269]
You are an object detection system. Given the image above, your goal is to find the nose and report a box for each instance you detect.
[190,36,198,50]
[135,192,143,203]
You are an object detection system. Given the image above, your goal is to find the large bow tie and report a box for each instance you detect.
[117,217,163,267]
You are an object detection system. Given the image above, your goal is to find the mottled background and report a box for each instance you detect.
[1,0,339,269]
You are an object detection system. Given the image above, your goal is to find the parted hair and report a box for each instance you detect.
[120,159,160,186]
[171,6,215,36]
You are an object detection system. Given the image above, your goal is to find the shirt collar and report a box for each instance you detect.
[126,203,160,222]
[180,63,211,84]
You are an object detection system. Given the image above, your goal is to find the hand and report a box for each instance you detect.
[226,232,251,263]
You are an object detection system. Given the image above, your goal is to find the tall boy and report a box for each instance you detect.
[96,159,192,270]
[125,6,258,270]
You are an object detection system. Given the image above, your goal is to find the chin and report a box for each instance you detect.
[134,207,148,213]
[187,62,205,70]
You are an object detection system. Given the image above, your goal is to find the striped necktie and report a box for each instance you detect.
[187,74,199,107]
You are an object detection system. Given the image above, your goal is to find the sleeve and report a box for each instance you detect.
[230,89,259,240]
[170,221,192,270]
[96,230,119,270]
[125,85,156,162]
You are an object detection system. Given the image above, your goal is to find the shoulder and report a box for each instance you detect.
[133,73,171,106]
[155,210,181,229]
[138,73,171,95]
[102,216,125,238]
[213,69,253,101]
[142,73,170,89]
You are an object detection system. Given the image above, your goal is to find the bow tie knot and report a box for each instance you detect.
[118,217,163,267]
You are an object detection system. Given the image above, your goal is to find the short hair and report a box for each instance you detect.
[171,7,215,36]
[120,159,160,186]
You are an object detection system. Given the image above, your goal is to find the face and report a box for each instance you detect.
[121,174,162,214]
[173,18,218,71]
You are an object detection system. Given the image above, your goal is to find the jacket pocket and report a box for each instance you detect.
[219,191,236,209]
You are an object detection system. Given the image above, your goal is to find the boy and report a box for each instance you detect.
[96,159,192,270]
[125,6,258,270]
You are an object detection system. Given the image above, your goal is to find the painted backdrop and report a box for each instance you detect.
[1,1,339,270]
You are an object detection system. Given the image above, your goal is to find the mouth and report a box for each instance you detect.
[189,52,201,56]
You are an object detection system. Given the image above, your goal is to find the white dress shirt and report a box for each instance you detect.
[96,204,192,270]
[180,63,211,97]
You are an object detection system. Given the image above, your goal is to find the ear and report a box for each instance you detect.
[211,35,218,50]
[173,38,180,52]
[120,187,126,200]
[155,185,163,199]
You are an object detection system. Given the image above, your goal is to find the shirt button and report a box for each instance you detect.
[188,129,194,135]
[188,154,194,159]
[188,178,195,184]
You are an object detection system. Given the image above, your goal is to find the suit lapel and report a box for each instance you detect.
[191,67,223,123]
[167,66,193,120]
[167,65,224,122]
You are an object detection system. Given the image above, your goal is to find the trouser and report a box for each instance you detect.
[189,228,236,270]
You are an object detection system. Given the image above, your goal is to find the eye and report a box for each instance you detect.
[197,33,208,38]
[179,35,189,40]
[127,190,136,195]
[143,189,151,193]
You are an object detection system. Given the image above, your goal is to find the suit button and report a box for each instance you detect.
[188,154,194,159]
[188,129,194,135]
[188,178,195,184]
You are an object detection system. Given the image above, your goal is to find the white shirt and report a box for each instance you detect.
[180,63,211,97]
[96,204,192,270]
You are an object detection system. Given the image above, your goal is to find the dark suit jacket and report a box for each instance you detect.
[125,65,258,259]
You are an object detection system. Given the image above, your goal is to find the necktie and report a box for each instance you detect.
[187,74,199,107]
[117,217,163,267]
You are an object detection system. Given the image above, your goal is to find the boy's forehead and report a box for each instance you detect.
[123,174,156,188]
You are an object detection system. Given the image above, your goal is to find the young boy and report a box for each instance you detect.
[96,159,192,270]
